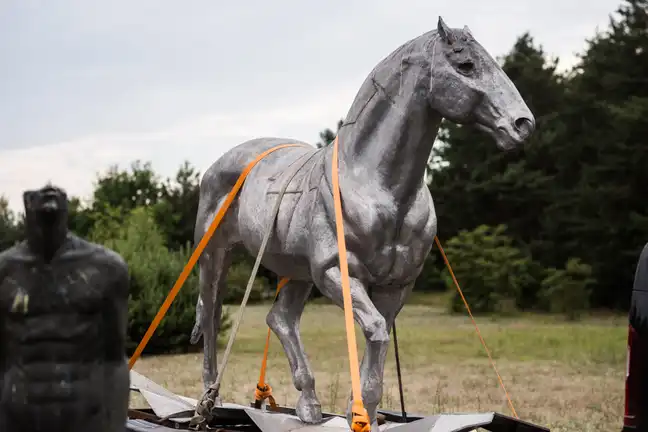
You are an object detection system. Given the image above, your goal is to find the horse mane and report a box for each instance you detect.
[340,30,439,130]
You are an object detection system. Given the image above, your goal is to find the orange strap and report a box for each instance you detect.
[434,236,518,419]
[128,143,306,370]
[332,137,370,432]
[254,383,277,408]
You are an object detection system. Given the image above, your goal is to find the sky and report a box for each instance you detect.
[0,0,623,212]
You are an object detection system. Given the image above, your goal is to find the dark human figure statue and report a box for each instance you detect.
[0,185,130,432]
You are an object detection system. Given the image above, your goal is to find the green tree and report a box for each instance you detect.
[539,0,648,308]
[539,258,595,321]
[413,254,445,293]
[68,196,95,238]
[153,161,201,250]
[442,225,540,314]
[90,206,231,355]
[75,161,204,252]
[222,259,273,304]
[92,161,164,213]
[0,196,21,251]
[574,0,648,102]
[316,119,344,148]
[66,161,165,239]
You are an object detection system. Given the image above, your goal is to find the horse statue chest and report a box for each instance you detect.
[342,184,437,284]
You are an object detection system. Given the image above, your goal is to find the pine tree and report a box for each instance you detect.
[575,0,648,101]
[541,0,648,307]
[0,196,21,251]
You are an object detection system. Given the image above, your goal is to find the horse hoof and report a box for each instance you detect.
[296,394,322,424]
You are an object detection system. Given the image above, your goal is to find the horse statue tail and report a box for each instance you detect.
[190,297,204,344]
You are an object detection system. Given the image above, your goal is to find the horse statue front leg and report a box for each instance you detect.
[359,283,415,423]
[316,265,390,428]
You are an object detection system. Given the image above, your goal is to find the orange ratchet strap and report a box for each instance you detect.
[332,136,371,432]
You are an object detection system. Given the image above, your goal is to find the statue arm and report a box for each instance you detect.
[104,253,130,362]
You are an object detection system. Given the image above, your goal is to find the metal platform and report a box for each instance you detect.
[127,370,550,432]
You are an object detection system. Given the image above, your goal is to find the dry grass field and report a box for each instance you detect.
[131,294,627,431]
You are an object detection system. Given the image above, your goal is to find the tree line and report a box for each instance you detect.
[0,0,645,351]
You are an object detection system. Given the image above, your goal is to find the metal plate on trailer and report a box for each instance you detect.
[130,369,249,423]
[377,411,550,432]
[483,412,551,432]
[125,406,553,431]
[240,409,551,432]
[130,369,196,419]
[245,408,351,431]
[126,418,181,431]
[127,372,550,432]
[384,413,504,432]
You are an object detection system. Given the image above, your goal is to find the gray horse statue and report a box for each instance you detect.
[190,16,535,428]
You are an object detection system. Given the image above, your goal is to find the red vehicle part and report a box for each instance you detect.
[624,324,647,431]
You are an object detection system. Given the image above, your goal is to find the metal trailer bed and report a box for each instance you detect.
[126,407,549,432]
[127,370,550,432]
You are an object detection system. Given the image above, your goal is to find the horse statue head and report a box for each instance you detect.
[425,17,534,150]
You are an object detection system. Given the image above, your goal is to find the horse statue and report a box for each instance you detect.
[190,16,535,428]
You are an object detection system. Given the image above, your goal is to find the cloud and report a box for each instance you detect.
[0,80,362,213]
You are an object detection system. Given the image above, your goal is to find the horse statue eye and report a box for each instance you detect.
[458,61,474,74]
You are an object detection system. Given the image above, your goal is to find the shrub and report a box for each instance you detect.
[224,259,273,304]
[442,224,539,314]
[91,206,231,355]
[413,254,446,293]
[539,257,594,321]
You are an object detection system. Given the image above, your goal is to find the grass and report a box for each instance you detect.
[131,294,627,432]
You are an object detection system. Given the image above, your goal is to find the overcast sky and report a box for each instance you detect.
[1,0,621,212]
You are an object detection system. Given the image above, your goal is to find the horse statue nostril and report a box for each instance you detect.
[514,117,534,138]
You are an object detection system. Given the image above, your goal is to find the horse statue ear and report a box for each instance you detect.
[463,25,473,38]
[437,16,456,45]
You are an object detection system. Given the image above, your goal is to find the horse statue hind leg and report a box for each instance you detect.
[265,279,321,421]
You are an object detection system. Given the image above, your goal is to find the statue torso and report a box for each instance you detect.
[0,235,129,431]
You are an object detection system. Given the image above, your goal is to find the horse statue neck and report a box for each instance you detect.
[335,32,441,204]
